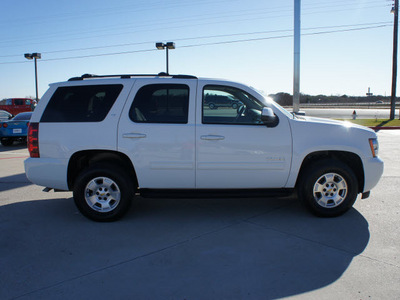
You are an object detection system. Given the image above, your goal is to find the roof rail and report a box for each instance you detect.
[68,72,197,81]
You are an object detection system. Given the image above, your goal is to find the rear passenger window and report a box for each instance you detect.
[41,85,123,122]
[129,84,189,124]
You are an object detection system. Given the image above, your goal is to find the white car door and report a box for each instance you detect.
[196,81,292,189]
[118,78,197,188]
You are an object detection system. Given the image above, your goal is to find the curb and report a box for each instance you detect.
[369,126,400,131]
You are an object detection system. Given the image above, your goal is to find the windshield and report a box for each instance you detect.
[249,87,294,119]
[13,112,32,121]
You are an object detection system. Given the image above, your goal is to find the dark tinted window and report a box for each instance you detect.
[41,84,123,122]
[129,84,189,124]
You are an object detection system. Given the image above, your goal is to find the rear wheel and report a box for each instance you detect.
[73,163,134,221]
[0,138,14,146]
[298,159,358,217]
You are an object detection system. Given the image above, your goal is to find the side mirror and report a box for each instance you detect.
[261,107,279,127]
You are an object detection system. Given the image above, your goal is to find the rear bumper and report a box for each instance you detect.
[0,128,28,138]
[0,135,27,138]
[24,157,69,191]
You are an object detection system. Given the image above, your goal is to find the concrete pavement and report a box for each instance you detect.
[0,131,399,299]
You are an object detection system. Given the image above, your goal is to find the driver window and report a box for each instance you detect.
[202,85,264,125]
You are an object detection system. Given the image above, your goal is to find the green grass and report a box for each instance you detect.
[337,119,400,127]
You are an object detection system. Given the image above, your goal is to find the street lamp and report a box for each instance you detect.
[390,0,398,120]
[155,42,175,74]
[24,52,41,101]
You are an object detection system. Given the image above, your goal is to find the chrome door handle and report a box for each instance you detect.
[200,135,225,140]
[123,133,147,139]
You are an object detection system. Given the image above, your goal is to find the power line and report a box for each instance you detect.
[0,3,289,45]
[0,1,389,48]
[0,23,390,65]
[0,0,385,31]
[0,0,234,27]
[0,21,392,59]
[179,24,391,49]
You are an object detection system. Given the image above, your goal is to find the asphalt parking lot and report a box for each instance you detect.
[0,130,399,300]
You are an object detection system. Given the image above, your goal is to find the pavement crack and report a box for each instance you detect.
[356,254,400,269]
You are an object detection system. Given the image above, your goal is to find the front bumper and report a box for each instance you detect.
[363,156,384,192]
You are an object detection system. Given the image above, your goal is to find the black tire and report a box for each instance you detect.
[0,138,14,146]
[73,163,134,222]
[298,158,358,217]
[208,103,216,109]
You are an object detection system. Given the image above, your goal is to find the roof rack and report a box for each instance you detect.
[68,72,197,81]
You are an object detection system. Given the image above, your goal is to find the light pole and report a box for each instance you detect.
[390,0,398,120]
[155,42,175,74]
[24,53,41,101]
[293,0,301,114]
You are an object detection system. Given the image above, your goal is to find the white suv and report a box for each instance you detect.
[24,73,384,221]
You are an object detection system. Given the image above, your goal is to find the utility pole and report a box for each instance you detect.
[293,0,301,114]
[390,0,398,120]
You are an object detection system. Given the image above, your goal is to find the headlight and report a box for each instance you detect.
[369,138,379,157]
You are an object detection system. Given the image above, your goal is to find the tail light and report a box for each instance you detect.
[3,123,7,128]
[28,122,40,158]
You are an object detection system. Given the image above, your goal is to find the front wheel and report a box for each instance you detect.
[73,163,134,221]
[298,159,358,217]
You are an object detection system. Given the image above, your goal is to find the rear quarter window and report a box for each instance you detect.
[40,84,123,122]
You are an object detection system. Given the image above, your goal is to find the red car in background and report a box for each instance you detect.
[0,98,36,115]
